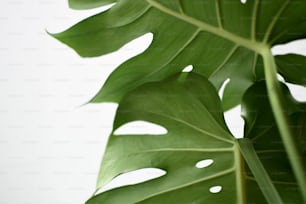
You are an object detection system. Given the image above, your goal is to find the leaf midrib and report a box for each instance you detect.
[246,176,298,186]
[139,147,233,153]
[147,0,266,54]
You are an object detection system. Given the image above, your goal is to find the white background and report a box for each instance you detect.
[0,1,305,204]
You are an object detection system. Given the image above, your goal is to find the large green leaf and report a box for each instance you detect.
[85,74,306,203]
[52,0,306,110]
[86,73,247,203]
[241,81,306,203]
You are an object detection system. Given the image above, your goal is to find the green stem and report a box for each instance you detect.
[238,139,283,204]
[234,142,246,204]
[261,47,306,201]
[147,0,265,53]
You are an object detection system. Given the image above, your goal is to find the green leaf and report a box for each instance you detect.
[86,73,249,203]
[238,138,283,204]
[51,1,150,57]
[241,81,306,203]
[86,76,306,203]
[52,0,306,110]
[275,54,306,86]
[68,0,116,10]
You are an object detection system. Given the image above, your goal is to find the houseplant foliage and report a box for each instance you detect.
[51,0,306,203]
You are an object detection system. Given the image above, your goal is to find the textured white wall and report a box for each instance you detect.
[0,1,305,204]
[0,2,120,203]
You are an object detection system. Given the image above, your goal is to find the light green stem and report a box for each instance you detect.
[238,139,283,204]
[261,47,306,201]
[234,142,246,204]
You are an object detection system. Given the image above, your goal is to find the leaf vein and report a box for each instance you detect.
[250,124,274,142]
[137,167,235,202]
[263,0,290,43]
[252,52,258,80]
[145,111,234,144]
[215,0,223,29]
[146,0,264,53]
[210,45,239,77]
[139,29,200,82]
[246,176,297,186]
[140,147,234,153]
[251,0,259,41]
[255,149,285,154]
[177,0,184,14]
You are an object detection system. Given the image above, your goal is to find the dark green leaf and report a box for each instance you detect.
[51,1,149,57]
[241,81,306,204]
[52,0,306,110]
[238,138,283,204]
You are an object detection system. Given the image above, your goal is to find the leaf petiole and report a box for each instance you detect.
[261,47,306,201]
[238,138,283,204]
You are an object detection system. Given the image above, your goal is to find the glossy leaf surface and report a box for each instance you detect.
[53,0,306,110]
[86,73,245,203]
[51,1,306,203]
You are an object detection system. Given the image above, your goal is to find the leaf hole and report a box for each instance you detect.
[119,33,153,60]
[209,185,222,193]
[272,39,306,55]
[218,78,230,99]
[114,121,168,135]
[277,74,285,83]
[240,0,247,4]
[195,159,214,169]
[286,83,306,102]
[224,105,244,138]
[96,168,166,194]
[182,65,193,72]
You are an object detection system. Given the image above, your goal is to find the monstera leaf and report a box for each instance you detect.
[241,81,306,203]
[87,73,244,203]
[52,0,306,110]
[51,0,306,203]
[85,75,305,203]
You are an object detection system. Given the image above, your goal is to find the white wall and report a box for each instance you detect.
[0,2,119,203]
[0,1,305,204]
